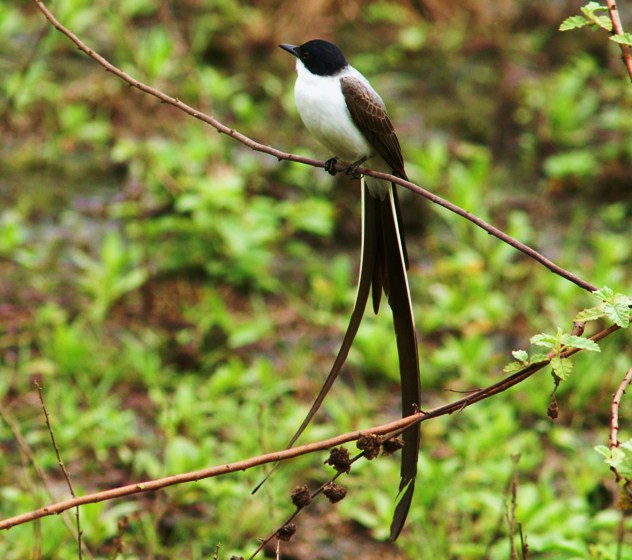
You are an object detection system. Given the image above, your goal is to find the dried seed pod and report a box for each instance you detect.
[382,436,405,456]
[291,485,312,508]
[357,433,381,459]
[325,447,351,473]
[277,523,296,542]
[323,482,347,504]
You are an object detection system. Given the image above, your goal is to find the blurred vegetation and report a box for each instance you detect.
[1,0,631,558]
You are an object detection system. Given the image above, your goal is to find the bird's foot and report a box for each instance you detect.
[345,156,368,179]
[324,157,338,176]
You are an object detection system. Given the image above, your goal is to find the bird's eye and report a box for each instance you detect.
[302,52,311,60]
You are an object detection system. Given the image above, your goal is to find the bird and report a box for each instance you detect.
[279,39,421,540]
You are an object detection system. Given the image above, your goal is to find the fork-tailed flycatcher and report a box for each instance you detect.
[279,39,421,540]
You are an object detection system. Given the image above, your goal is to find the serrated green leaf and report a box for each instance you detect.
[531,332,557,348]
[610,33,632,46]
[530,353,550,364]
[551,356,573,380]
[512,350,529,362]
[591,15,613,31]
[559,15,589,31]
[603,299,631,328]
[596,443,632,477]
[581,0,605,11]
[503,362,525,374]
[574,306,604,322]
[609,447,626,463]
[607,447,632,477]
[563,335,601,352]
[578,2,612,30]
[593,286,614,301]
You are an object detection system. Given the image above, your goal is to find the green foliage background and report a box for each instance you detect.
[1,1,631,558]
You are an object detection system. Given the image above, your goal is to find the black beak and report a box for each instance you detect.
[279,43,300,57]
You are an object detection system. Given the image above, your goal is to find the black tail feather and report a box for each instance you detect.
[379,184,421,539]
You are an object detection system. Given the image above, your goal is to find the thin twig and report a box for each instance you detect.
[609,366,632,560]
[610,367,632,481]
[31,0,598,294]
[0,402,93,558]
[35,382,83,560]
[108,516,129,560]
[483,463,516,557]
[506,454,520,560]
[519,523,529,559]
[604,0,632,82]
[0,322,620,532]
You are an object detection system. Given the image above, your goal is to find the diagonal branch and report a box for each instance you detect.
[0,322,620,532]
[32,0,598,294]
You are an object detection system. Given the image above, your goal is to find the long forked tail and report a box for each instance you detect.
[254,180,421,541]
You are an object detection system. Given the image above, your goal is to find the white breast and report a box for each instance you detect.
[293,62,373,163]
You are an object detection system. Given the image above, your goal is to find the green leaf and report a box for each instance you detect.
[503,362,525,374]
[610,33,632,46]
[559,15,589,31]
[512,350,529,362]
[582,0,605,11]
[581,2,613,31]
[593,286,614,301]
[563,335,601,352]
[574,306,604,322]
[113,268,147,297]
[583,287,631,328]
[543,150,598,179]
[590,14,613,31]
[530,354,550,364]
[594,444,611,459]
[561,3,612,32]
[603,294,631,328]
[531,332,557,348]
[551,356,573,380]
[601,445,632,478]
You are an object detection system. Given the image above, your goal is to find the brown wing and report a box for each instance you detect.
[341,76,407,180]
